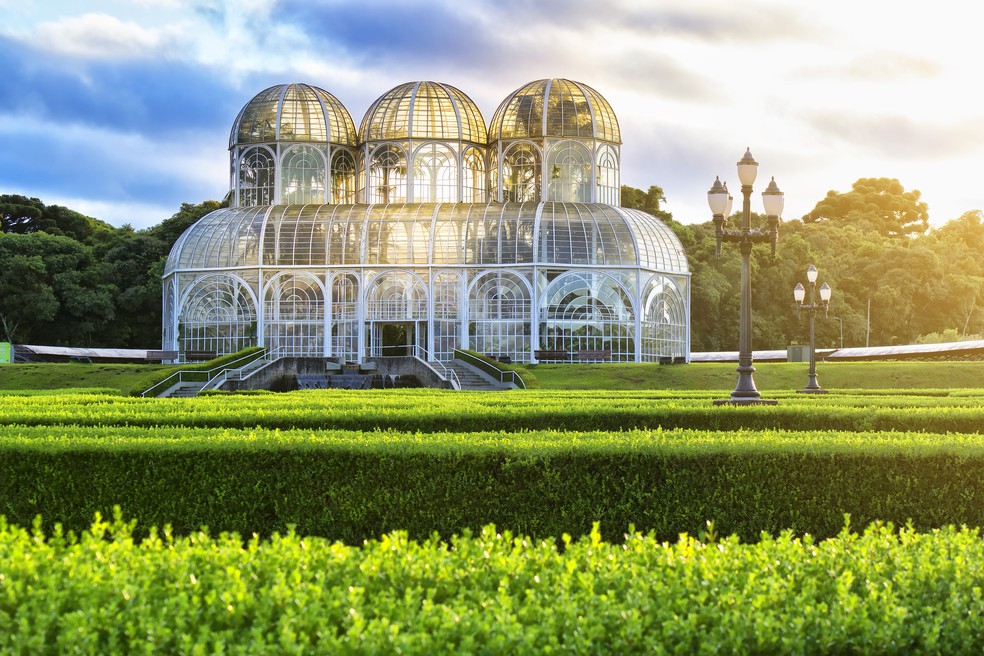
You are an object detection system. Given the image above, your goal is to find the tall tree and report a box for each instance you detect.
[802,178,929,238]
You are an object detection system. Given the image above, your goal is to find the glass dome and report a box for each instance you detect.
[358,81,488,144]
[229,83,358,148]
[165,203,686,274]
[489,79,621,144]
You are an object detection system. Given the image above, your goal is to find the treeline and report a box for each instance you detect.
[625,180,984,351]
[0,196,223,347]
[3,179,983,351]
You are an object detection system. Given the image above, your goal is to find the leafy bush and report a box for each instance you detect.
[3,512,984,653]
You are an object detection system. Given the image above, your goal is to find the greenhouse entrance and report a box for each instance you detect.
[370,321,422,357]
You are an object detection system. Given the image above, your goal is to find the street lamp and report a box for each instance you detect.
[793,264,831,394]
[708,148,782,406]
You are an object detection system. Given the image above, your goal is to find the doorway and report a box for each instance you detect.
[373,321,418,357]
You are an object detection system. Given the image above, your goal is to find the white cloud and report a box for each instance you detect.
[28,12,171,59]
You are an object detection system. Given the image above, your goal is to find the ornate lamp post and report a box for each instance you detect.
[708,148,782,406]
[793,264,831,394]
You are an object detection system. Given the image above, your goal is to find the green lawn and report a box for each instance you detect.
[523,360,984,391]
[2,358,983,394]
[0,363,175,395]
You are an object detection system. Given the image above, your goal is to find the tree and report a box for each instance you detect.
[147,200,223,250]
[620,185,673,222]
[802,178,929,238]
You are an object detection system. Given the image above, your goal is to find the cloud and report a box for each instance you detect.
[25,12,173,60]
[809,112,984,159]
[0,36,241,137]
[803,50,941,82]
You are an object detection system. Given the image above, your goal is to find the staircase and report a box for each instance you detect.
[444,359,512,391]
[164,381,207,398]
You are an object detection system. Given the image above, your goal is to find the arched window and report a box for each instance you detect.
[462,147,486,203]
[500,143,540,202]
[179,276,256,357]
[281,145,327,204]
[264,274,325,356]
[546,140,591,202]
[641,276,687,362]
[368,145,408,204]
[413,143,457,202]
[596,145,619,205]
[330,150,357,204]
[238,147,275,206]
[539,271,635,360]
[468,271,531,362]
[365,272,427,321]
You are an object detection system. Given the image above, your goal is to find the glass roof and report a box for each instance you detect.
[359,81,488,144]
[165,203,687,274]
[230,83,358,148]
[489,79,621,143]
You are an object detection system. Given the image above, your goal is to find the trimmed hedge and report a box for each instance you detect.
[3,514,984,653]
[3,425,984,543]
[3,388,984,433]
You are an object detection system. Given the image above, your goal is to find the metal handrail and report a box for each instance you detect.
[411,345,460,390]
[140,349,267,397]
[198,347,290,392]
[453,349,527,390]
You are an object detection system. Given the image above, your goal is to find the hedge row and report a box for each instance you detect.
[3,426,984,543]
[2,513,983,654]
[2,389,984,433]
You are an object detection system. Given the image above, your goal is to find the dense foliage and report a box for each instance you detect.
[4,389,984,543]
[3,511,984,653]
[623,183,984,351]
[0,195,223,347]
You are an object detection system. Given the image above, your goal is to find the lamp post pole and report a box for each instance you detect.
[794,265,831,394]
[708,148,781,406]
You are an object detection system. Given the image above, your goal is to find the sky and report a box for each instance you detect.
[1,0,982,230]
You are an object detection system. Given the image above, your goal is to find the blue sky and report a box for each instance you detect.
[1,0,981,230]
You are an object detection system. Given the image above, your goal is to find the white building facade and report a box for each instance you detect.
[163,79,690,363]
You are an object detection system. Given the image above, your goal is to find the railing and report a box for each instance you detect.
[200,347,295,392]
[412,345,460,391]
[140,349,268,398]
[453,349,527,390]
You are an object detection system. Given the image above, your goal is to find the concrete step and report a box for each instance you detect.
[444,360,511,391]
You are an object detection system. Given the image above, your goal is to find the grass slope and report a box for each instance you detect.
[525,360,984,390]
[0,363,175,395]
[1,358,983,393]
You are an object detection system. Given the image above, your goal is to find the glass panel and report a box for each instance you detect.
[368,145,408,204]
[501,143,540,202]
[238,147,275,206]
[330,149,357,203]
[641,275,688,361]
[281,145,327,204]
[264,273,324,356]
[539,271,635,361]
[596,145,620,205]
[413,143,457,202]
[179,275,257,357]
[468,271,532,363]
[462,147,486,203]
[546,140,591,202]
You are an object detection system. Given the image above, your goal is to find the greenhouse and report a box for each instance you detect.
[163,79,690,364]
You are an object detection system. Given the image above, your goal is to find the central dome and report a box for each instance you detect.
[358,81,487,143]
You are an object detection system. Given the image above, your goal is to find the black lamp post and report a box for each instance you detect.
[793,264,831,394]
[708,148,782,406]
